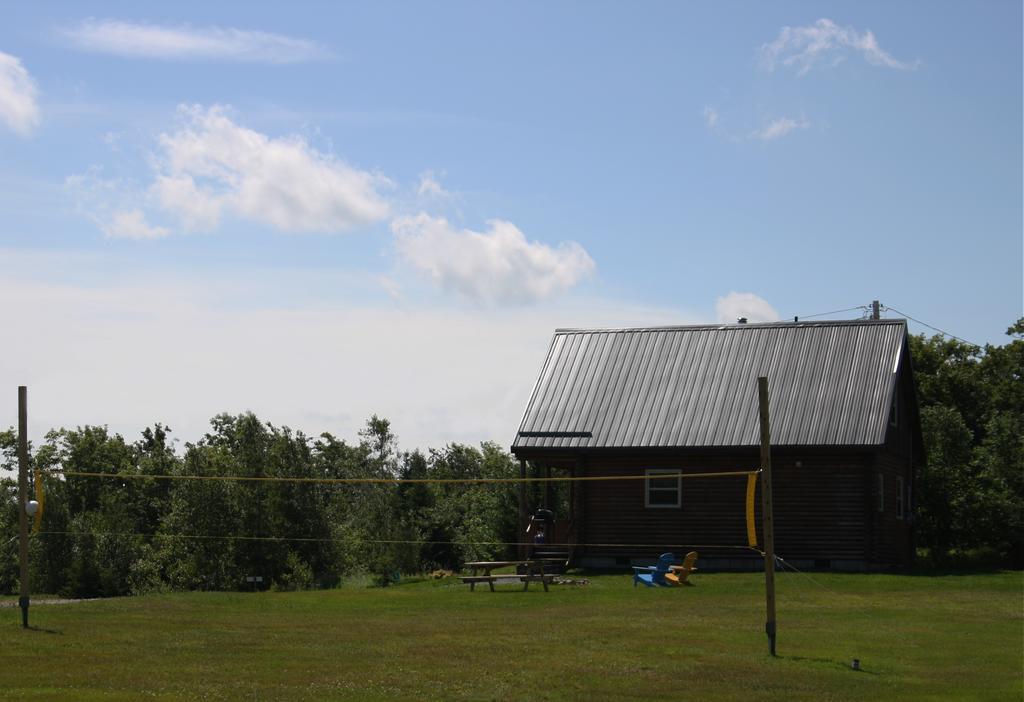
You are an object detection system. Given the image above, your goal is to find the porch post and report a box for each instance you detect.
[518,459,528,559]
[568,463,576,533]
[543,463,552,511]
[573,456,586,555]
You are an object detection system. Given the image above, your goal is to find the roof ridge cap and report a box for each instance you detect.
[554,319,905,333]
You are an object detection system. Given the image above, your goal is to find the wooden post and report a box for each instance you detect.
[543,463,552,511]
[17,386,30,629]
[758,377,777,656]
[573,456,585,547]
[518,459,528,559]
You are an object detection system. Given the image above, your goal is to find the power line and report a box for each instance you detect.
[791,302,981,347]
[882,305,981,347]
[793,305,868,320]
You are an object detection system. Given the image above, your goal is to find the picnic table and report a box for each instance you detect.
[461,560,554,592]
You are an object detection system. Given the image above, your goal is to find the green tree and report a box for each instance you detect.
[157,441,243,590]
[40,426,143,597]
[2,409,533,593]
[0,429,21,594]
[416,442,518,569]
[910,320,1024,564]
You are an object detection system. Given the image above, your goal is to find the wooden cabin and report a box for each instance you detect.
[510,319,922,570]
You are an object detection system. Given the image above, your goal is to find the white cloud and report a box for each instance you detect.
[151,105,391,232]
[417,170,449,198]
[0,51,40,135]
[66,168,168,238]
[761,19,920,75]
[715,292,780,323]
[102,209,169,240]
[0,256,689,452]
[378,275,403,301]
[749,116,810,141]
[703,105,720,128]
[391,213,595,303]
[60,19,329,63]
[150,174,221,231]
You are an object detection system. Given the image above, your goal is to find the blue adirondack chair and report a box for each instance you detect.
[633,552,677,587]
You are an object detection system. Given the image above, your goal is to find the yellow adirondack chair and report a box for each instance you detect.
[664,551,698,586]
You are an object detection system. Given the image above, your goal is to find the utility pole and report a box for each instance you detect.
[18,386,30,629]
[871,300,880,320]
[757,377,777,656]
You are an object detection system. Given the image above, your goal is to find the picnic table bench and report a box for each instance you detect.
[461,560,555,592]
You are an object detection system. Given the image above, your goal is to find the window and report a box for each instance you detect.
[896,476,905,520]
[645,469,681,508]
[877,473,884,513]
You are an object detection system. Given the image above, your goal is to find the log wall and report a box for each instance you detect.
[517,445,914,567]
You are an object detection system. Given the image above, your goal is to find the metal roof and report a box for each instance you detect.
[512,319,907,451]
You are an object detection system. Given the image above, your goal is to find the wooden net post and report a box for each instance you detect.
[758,377,777,656]
[18,386,30,629]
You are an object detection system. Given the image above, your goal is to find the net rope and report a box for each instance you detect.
[33,531,763,552]
[43,468,760,485]
[24,468,763,555]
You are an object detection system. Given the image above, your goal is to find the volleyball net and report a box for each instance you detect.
[24,466,763,556]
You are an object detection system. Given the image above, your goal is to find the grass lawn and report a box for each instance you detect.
[1,570,1021,701]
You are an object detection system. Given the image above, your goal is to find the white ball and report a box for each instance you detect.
[25,500,39,516]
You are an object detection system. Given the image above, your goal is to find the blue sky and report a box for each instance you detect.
[1,2,1020,450]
